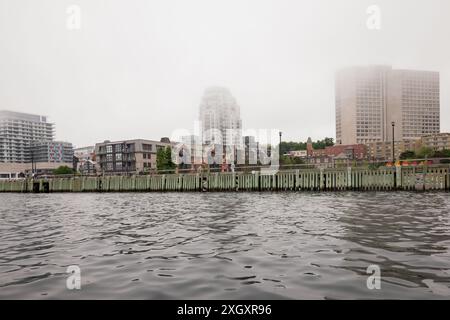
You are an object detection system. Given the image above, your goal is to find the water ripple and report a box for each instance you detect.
[0,192,449,299]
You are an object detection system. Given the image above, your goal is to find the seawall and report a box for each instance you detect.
[1,166,449,193]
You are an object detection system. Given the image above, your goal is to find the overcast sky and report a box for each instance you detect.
[1,0,449,147]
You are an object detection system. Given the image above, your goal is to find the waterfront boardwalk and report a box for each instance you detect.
[0,166,449,193]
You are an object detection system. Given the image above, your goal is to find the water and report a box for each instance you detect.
[0,192,449,299]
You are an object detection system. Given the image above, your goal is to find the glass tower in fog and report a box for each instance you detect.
[199,87,242,148]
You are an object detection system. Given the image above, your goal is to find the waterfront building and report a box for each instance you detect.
[335,66,440,145]
[31,141,74,163]
[305,139,368,167]
[366,140,421,161]
[420,133,450,151]
[199,87,242,154]
[0,110,54,163]
[74,146,95,160]
[0,162,70,179]
[0,110,75,177]
[74,146,96,174]
[321,144,367,160]
[95,138,171,174]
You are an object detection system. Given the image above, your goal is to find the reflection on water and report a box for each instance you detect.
[0,192,449,299]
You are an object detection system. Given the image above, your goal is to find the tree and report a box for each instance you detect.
[156,146,177,173]
[53,165,75,175]
[433,149,450,158]
[312,137,334,149]
[280,155,305,166]
[279,137,334,155]
[399,150,416,160]
[417,147,433,159]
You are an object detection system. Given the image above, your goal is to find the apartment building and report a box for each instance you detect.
[31,141,74,163]
[0,110,54,163]
[366,139,421,161]
[420,133,450,151]
[95,138,171,174]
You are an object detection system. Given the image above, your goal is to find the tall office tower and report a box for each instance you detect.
[199,87,242,149]
[0,110,54,163]
[335,66,440,145]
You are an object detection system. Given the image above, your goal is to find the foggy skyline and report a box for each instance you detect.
[1,0,449,148]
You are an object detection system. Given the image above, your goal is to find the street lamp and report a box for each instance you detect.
[391,121,395,162]
[279,131,282,158]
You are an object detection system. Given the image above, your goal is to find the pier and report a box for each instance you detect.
[1,166,449,193]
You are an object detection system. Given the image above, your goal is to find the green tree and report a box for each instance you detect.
[156,146,177,173]
[53,165,75,175]
[314,137,334,149]
[432,149,450,158]
[417,147,433,158]
[399,150,416,160]
[279,137,334,155]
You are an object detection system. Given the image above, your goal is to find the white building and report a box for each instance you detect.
[199,87,242,151]
[0,110,54,163]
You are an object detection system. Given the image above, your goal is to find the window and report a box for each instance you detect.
[106,145,112,153]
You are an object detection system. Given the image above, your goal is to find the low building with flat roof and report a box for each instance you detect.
[366,140,421,161]
[95,138,171,174]
[420,133,450,151]
[0,162,73,179]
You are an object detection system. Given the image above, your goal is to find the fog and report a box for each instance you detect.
[1,0,449,147]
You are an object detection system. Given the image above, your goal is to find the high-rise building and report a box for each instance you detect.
[199,87,242,150]
[0,110,54,163]
[335,66,440,145]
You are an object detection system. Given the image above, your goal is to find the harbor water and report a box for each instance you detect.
[0,192,449,299]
